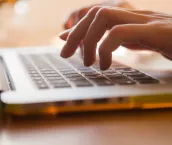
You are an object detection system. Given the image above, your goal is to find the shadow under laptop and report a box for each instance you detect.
[4,109,172,130]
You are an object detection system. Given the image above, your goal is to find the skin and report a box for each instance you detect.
[62,0,134,57]
[59,5,172,70]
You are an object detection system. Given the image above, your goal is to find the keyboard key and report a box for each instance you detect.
[30,73,41,77]
[124,73,146,77]
[46,76,64,80]
[91,78,114,86]
[110,78,135,85]
[88,74,106,79]
[72,80,93,87]
[40,68,54,71]
[52,83,71,88]
[136,79,159,84]
[82,72,99,76]
[79,69,96,73]
[132,76,153,80]
[118,80,136,85]
[106,73,124,77]
[35,80,46,84]
[49,80,68,84]
[62,71,79,75]
[32,77,43,81]
[101,70,116,74]
[115,68,138,73]
[59,68,74,72]
[37,84,49,89]
[107,75,126,80]
[41,70,57,74]
[64,74,82,78]
[28,70,38,74]
[68,77,86,81]
[43,74,61,77]
[28,68,37,71]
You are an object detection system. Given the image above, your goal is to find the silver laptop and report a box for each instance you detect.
[0,47,172,116]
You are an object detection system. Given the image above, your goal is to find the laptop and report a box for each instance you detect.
[0,46,172,116]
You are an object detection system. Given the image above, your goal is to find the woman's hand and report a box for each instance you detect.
[63,0,134,57]
[60,7,172,70]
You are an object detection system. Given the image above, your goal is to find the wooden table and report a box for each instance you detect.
[1,0,172,145]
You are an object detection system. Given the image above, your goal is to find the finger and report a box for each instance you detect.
[64,7,91,29]
[59,30,85,59]
[109,7,171,19]
[122,43,151,50]
[129,10,172,19]
[60,6,101,58]
[59,29,70,41]
[99,24,149,70]
[64,11,76,29]
[61,9,167,41]
[79,43,84,58]
[83,7,153,66]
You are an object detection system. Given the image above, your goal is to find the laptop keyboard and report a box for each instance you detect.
[20,53,159,89]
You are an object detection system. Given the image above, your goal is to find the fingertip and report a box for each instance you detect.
[84,60,92,67]
[100,64,111,70]
[60,51,69,58]
[100,59,111,70]
[84,54,96,67]
[60,50,73,58]
[60,43,76,58]
[60,44,70,58]
[60,51,73,58]
[99,53,112,71]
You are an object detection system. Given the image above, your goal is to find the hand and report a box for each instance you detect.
[64,0,134,29]
[59,7,172,70]
[62,0,134,57]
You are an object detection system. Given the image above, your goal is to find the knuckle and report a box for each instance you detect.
[142,10,155,14]
[109,25,125,37]
[96,7,108,18]
[148,21,165,26]
[89,6,101,14]
[86,6,101,19]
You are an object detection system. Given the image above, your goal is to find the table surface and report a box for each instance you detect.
[1,0,172,145]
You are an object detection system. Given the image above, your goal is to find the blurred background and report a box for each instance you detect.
[0,0,172,47]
